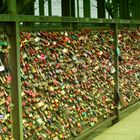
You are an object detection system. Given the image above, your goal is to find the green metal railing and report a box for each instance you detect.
[0,15,139,140]
[0,0,139,139]
[0,14,140,24]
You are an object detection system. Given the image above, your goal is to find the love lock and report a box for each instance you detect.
[20,29,121,139]
[0,34,13,139]
[118,29,140,109]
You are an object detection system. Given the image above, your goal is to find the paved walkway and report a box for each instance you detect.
[92,108,140,140]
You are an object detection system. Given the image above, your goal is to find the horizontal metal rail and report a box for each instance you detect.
[72,101,140,140]
[0,14,140,24]
[71,115,118,140]
[0,13,139,140]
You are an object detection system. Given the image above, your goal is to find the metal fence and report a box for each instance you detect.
[0,15,140,140]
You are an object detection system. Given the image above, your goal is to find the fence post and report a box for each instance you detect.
[83,0,91,18]
[97,0,105,18]
[111,23,120,125]
[48,0,52,16]
[7,0,23,139]
[39,0,44,16]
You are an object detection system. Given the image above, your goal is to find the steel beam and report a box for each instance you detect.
[39,0,44,16]
[19,25,110,31]
[111,23,120,124]
[17,0,34,15]
[77,0,79,17]
[23,0,35,26]
[0,14,140,24]
[132,0,140,20]
[97,0,105,18]
[7,22,23,140]
[7,0,16,14]
[7,0,23,140]
[48,0,52,16]
[62,0,69,16]
[83,0,91,18]
[119,0,129,19]
[70,0,75,17]
[112,0,118,19]
[26,1,34,15]
[61,0,75,17]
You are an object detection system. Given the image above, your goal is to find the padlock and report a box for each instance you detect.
[20,30,121,139]
[0,35,13,138]
[118,29,140,109]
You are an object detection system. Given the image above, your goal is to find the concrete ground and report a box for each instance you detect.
[91,108,140,140]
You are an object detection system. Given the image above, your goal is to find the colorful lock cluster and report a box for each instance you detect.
[0,29,139,140]
[0,33,13,140]
[20,30,116,139]
[119,30,140,108]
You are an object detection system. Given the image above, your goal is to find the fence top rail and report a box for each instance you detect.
[0,14,140,24]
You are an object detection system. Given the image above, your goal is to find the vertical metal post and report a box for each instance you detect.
[132,0,140,20]
[62,0,69,16]
[61,0,75,27]
[70,0,75,17]
[9,22,23,140]
[77,0,79,17]
[67,0,71,17]
[113,0,118,19]
[83,0,91,18]
[7,0,16,14]
[28,1,35,15]
[61,0,75,17]
[39,0,44,16]
[119,0,129,19]
[21,0,35,15]
[48,0,52,16]
[61,0,69,26]
[23,1,35,26]
[39,0,44,26]
[97,0,105,18]
[111,23,120,125]
[107,0,110,19]
[7,0,23,140]
[138,0,140,20]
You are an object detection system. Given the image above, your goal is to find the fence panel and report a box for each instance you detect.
[0,32,13,140]
[119,29,140,109]
[20,29,116,139]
